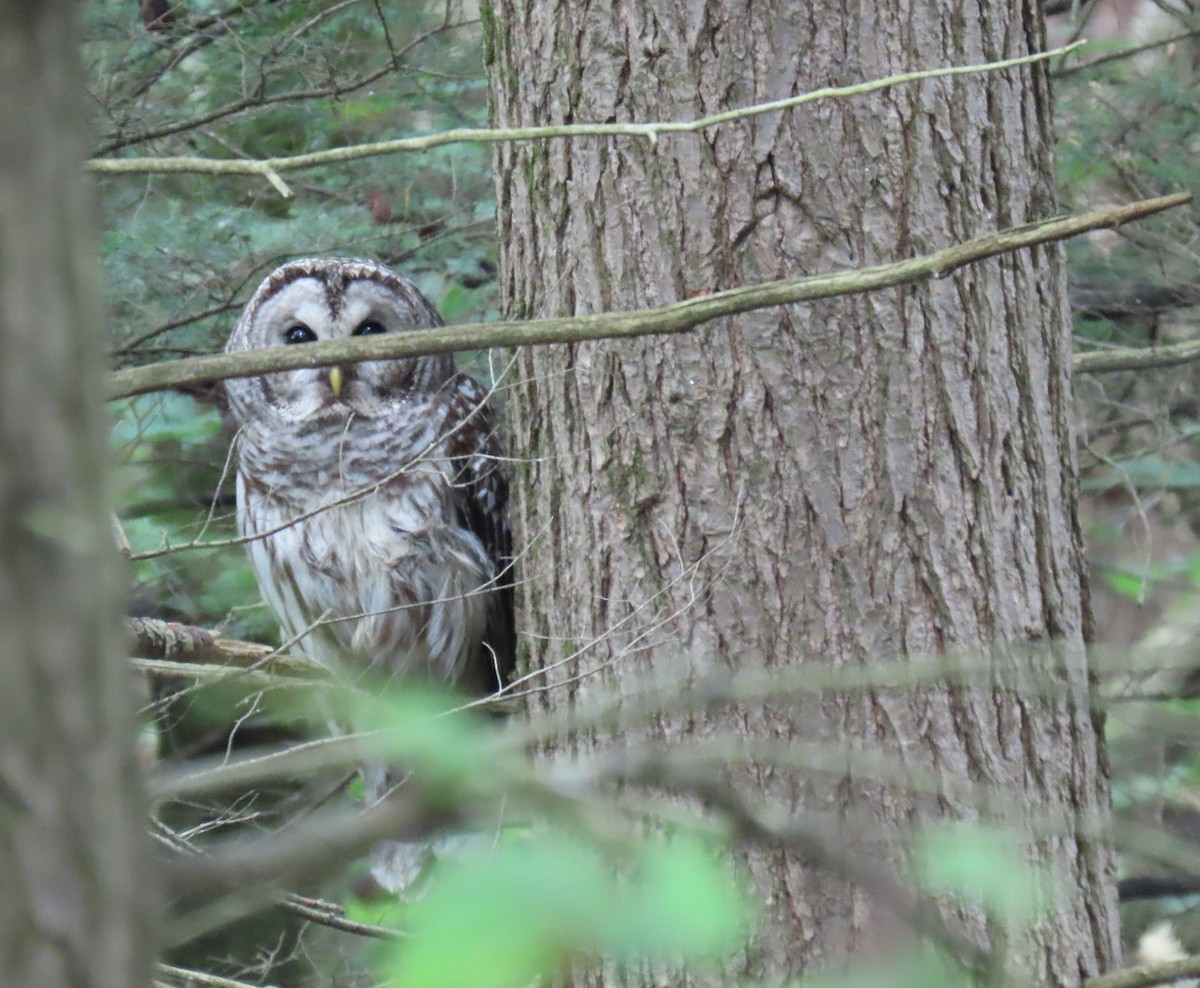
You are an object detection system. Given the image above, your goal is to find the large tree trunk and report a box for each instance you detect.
[486,0,1119,982]
[0,2,158,985]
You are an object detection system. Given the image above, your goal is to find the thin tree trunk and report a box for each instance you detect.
[486,0,1119,982]
[0,2,158,985]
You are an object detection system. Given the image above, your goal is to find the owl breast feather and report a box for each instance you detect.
[236,446,494,686]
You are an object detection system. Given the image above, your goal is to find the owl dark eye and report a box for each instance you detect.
[284,324,317,344]
[353,320,387,336]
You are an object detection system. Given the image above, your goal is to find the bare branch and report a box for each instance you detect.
[129,617,265,664]
[1072,282,1200,319]
[155,821,403,941]
[94,18,478,155]
[280,896,402,941]
[164,734,996,977]
[164,798,458,902]
[1086,955,1200,988]
[1074,339,1200,375]
[150,732,371,801]
[105,193,1190,401]
[89,43,1085,196]
[130,657,318,690]
[158,964,277,988]
[117,0,291,103]
[127,616,323,677]
[1052,28,1200,79]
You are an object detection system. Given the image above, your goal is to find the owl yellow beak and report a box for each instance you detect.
[328,365,345,397]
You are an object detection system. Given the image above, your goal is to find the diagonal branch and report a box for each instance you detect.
[89,43,1085,197]
[105,192,1192,401]
[619,756,994,980]
[94,17,478,155]
[164,796,459,903]
[1086,956,1200,988]
[1072,281,1200,318]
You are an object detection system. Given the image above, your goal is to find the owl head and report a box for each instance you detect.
[225,257,454,425]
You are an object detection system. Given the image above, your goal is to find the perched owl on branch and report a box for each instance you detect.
[225,258,514,889]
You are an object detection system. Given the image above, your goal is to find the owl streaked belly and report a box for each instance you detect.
[237,466,495,687]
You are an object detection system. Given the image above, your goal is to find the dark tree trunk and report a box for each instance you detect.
[0,2,158,985]
[486,0,1119,983]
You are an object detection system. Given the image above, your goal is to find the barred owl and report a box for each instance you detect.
[225,258,513,890]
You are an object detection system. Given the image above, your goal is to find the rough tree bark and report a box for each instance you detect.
[486,0,1119,983]
[0,2,158,986]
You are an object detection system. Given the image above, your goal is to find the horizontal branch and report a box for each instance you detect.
[620,757,993,980]
[152,731,372,800]
[1072,281,1200,318]
[130,657,318,690]
[1073,339,1200,375]
[165,736,995,976]
[129,616,268,664]
[89,43,1083,197]
[281,895,402,941]
[105,192,1192,400]
[158,963,276,988]
[157,819,404,941]
[127,616,324,677]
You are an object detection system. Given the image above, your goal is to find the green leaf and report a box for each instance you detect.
[385,831,747,988]
[385,835,613,988]
[915,825,1040,921]
[1107,569,1147,600]
[606,834,748,957]
[308,682,504,801]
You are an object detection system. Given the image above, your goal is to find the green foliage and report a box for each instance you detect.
[96,0,501,642]
[1083,455,1200,493]
[386,831,748,988]
[327,684,502,800]
[916,825,1042,922]
[1101,548,1200,601]
[93,0,499,374]
[112,392,276,636]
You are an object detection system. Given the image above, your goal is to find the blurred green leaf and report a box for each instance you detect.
[307,683,505,801]
[1107,569,1147,600]
[607,834,748,956]
[386,835,611,988]
[916,825,1040,921]
[386,831,746,988]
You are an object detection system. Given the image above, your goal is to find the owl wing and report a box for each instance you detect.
[442,373,515,695]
